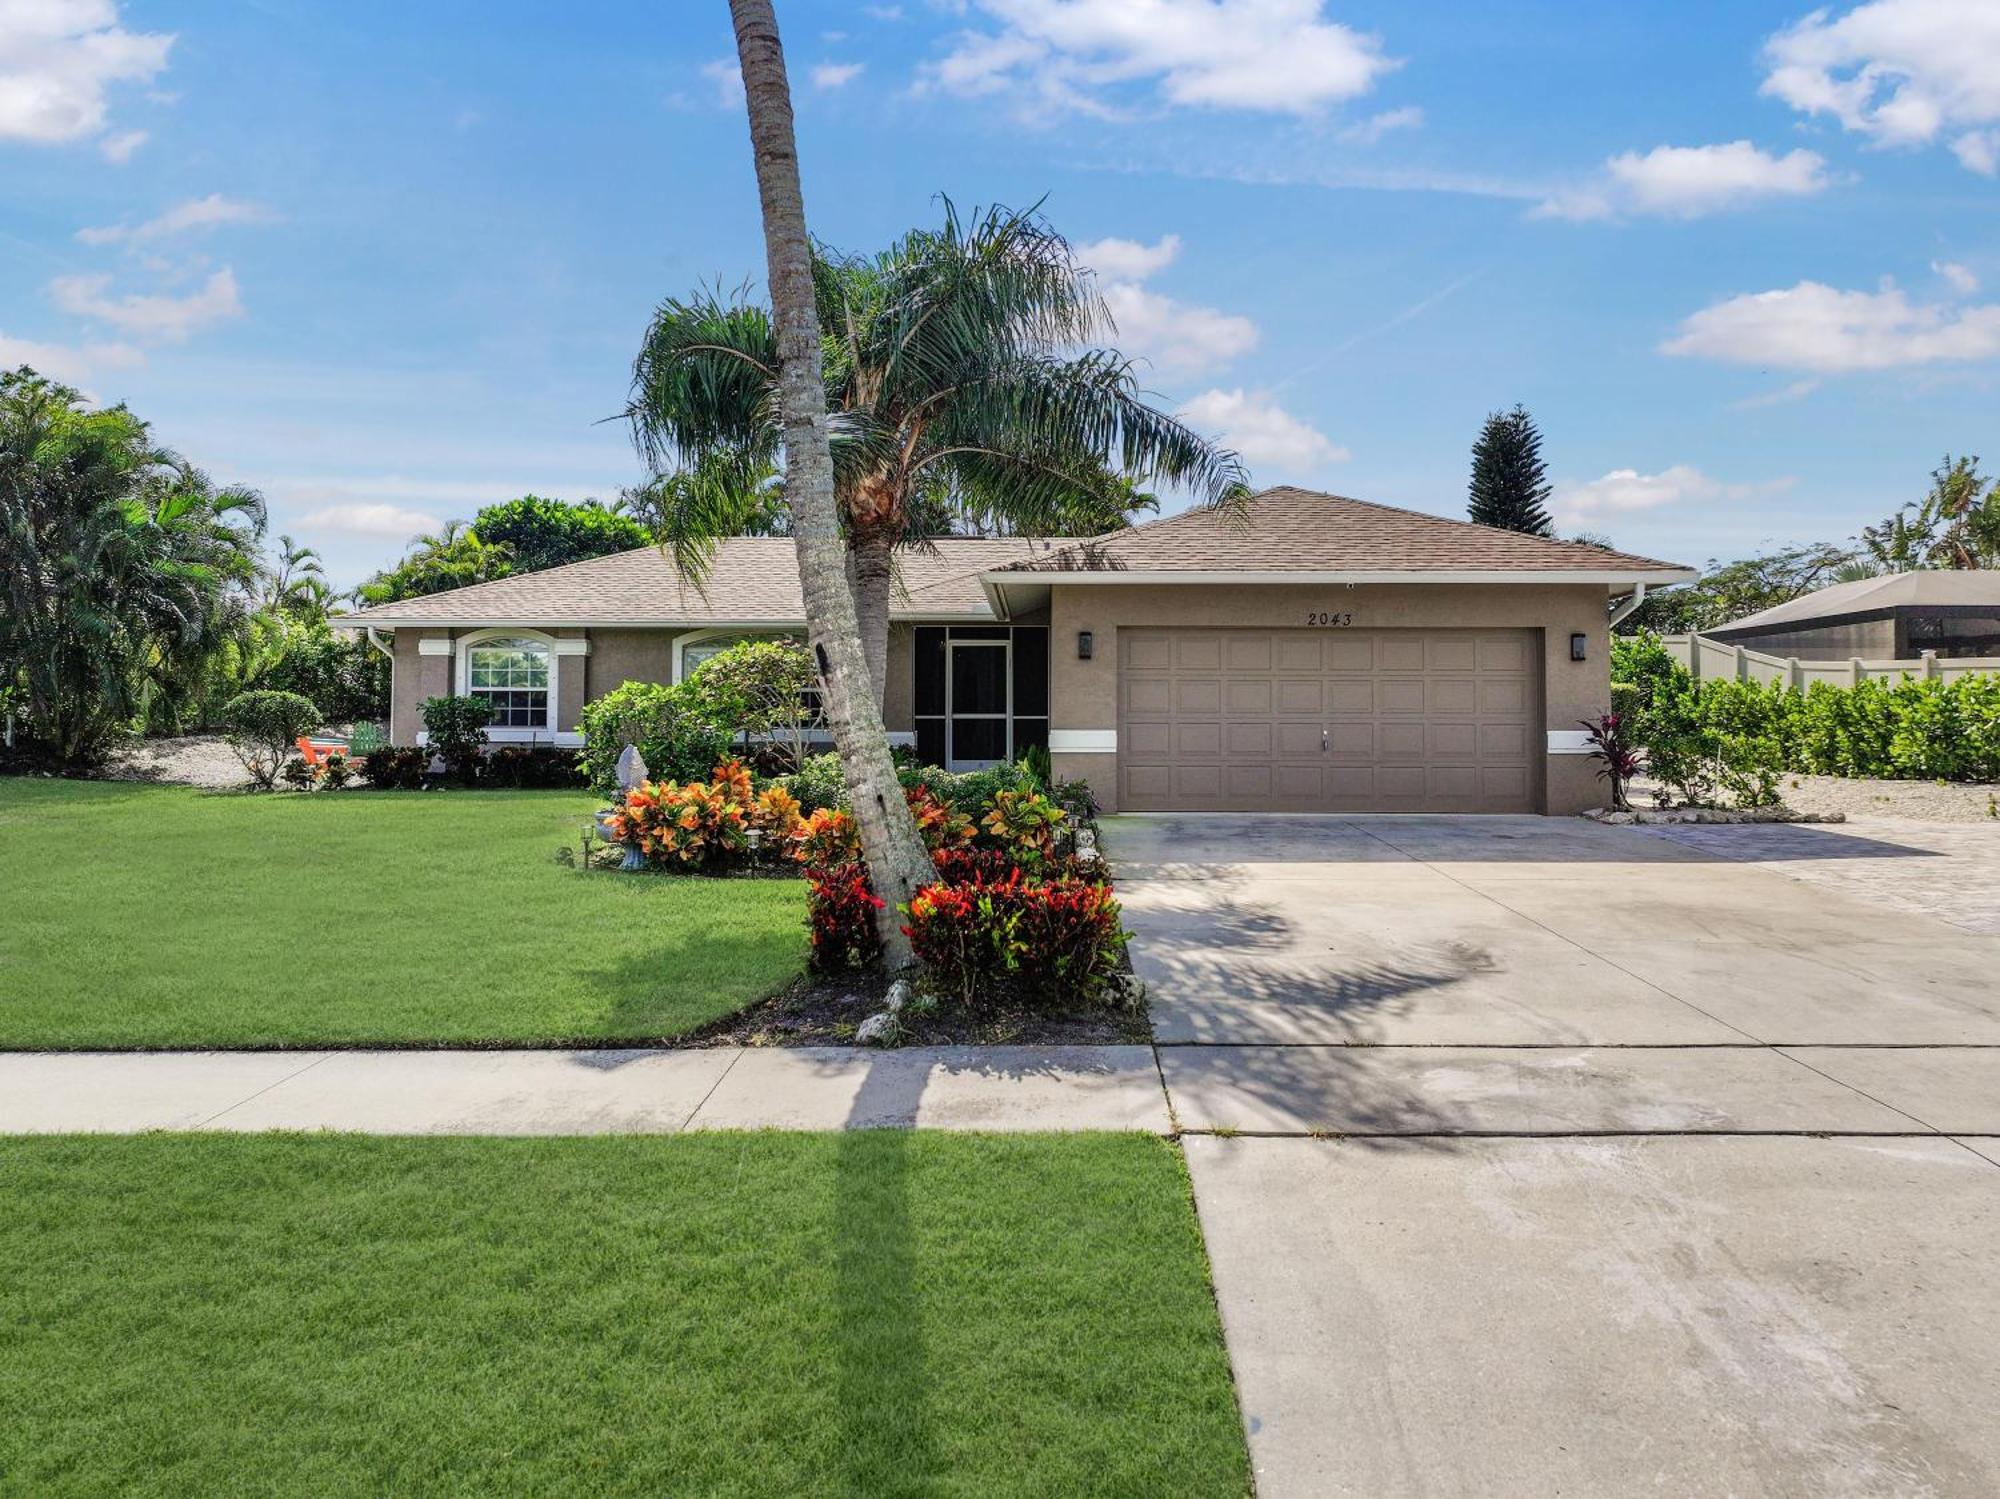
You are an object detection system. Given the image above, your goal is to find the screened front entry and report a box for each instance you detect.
[913,626,1049,770]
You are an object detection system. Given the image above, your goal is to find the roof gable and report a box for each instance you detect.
[996,486,1688,576]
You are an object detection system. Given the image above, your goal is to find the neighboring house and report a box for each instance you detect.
[1706,571,2000,662]
[335,486,1691,814]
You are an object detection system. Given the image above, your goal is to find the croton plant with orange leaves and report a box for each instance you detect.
[605,760,805,869]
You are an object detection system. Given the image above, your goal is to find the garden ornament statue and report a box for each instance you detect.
[423,752,448,791]
[1074,826,1099,864]
[615,744,648,793]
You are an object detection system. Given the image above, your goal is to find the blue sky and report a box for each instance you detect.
[5,0,1999,586]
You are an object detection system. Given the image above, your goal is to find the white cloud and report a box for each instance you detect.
[1076,232,1183,282]
[1663,278,2000,372]
[811,61,864,90]
[1729,378,1822,411]
[1934,259,1980,294]
[863,4,903,18]
[1074,233,1258,375]
[297,502,443,538]
[922,0,1397,119]
[0,328,141,387]
[97,126,144,161]
[77,193,269,246]
[1552,465,1794,524]
[1103,283,1259,375]
[1178,387,1347,473]
[1536,141,1830,221]
[1336,104,1422,145]
[699,58,742,109]
[49,266,243,342]
[0,0,172,145]
[1762,0,2000,173]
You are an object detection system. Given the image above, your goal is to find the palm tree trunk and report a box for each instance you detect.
[847,529,894,707]
[729,0,934,966]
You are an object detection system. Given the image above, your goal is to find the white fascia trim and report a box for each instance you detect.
[1546,730,1596,755]
[979,568,1698,589]
[333,612,999,631]
[1049,729,1116,754]
[416,638,454,656]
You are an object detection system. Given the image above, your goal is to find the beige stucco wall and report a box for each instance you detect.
[588,628,680,703]
[1044,583,1613,816]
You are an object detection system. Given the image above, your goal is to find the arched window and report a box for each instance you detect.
[466,636,551,728]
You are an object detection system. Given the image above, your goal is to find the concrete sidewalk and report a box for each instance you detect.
[0,1046,1170,1135]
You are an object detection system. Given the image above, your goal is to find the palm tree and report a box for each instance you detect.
[727,0,936,962]
[1863,455,2000,571]
[0,368,266,760]
[265,534,329,618]
[627,200,1244,701]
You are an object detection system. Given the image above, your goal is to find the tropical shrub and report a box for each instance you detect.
[1612,634,2000,790]
[902,869,1126,1008]
[255,624,389,726]
[319,751,354,790]
[1015,741,1053,789]
[484,744,588,789]
[1579,714,1641,812]
[578,680,731,795]
[751,783,806,850]
[805,863,885,971]
[979,788,1068,863]
[792,806,862,868]
[680,638,823,771]
[221,689,320,790]
[1050,776,1100,826]
[419,695,493,782]
[904,784,976,853]
[604,773,750,870]
[357,745,428,790]
[279,755,316,789]
[779,752,849,813]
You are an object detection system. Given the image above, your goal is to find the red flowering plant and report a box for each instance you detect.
[806,863,885,971]
[905,784,976,853]
[902,867,1127,1009]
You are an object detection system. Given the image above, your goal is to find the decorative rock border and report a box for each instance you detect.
[1582,806,1846,826]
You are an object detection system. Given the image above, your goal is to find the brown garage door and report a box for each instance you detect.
[1118,628,1541,813]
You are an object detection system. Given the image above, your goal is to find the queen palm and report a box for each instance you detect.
[626,199,1244,700]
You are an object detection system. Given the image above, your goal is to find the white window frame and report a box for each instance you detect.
[454,629,575,745]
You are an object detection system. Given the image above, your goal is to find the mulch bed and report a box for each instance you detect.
[682,968,1151,1049]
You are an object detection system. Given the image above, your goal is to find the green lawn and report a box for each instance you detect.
[0,1132,1249,1499]
[0,779,806,1047]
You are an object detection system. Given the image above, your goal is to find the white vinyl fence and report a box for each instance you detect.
[1660,633,2000,688]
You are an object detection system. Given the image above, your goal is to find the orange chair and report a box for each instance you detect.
[294,737,342,767]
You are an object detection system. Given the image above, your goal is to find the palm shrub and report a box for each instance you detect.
[221,690,319,790]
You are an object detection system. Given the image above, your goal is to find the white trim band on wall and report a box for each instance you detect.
[1546,730,1595,755]
[1049,729,1117,754]
[552,639,590,657]
[416,638,454,656]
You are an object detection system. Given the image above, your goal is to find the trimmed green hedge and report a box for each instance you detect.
[1614,634,2000,785]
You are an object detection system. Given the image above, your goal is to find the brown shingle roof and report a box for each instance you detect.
[995,486,1690,576]
[335,536,1069,626]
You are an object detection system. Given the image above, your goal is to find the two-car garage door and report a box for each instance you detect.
[1118,628,1541,813]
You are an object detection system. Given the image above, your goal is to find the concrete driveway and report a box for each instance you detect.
[1110,813,2000,1498]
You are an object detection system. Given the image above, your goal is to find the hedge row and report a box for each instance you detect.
[1613,635,2000,784]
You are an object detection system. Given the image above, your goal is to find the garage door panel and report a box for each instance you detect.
[1429,637,1478,671]
[1226,679,1273,714]
[1278,721,1327,756]
[1326,681,1373,715]
[1226,721,1273,757]
[1118,627,1539,813]
[1176,635,1223,670]
[1225,635,1273,671]
[1379,636,1427,671]
[1429,677,1478,714]
[1379,679,1426,714]
[1274,635,1323,671]
[1276,679,1325,713]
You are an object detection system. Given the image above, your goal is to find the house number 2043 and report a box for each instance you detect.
[1305,611,1354,626]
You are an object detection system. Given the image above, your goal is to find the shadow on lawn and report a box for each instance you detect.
[834,1067,937,1497]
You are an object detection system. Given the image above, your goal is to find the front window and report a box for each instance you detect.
[467,637,550,728]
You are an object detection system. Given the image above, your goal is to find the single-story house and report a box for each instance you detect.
[1705,570,2000,661]
[335,486,1692,815]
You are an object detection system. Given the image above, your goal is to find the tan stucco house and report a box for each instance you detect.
[335,487,1692,815]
